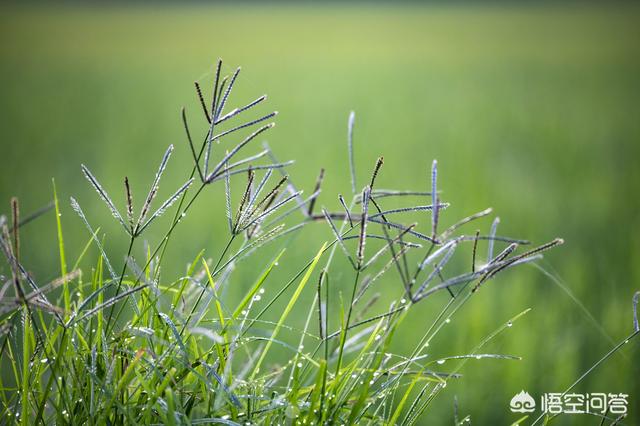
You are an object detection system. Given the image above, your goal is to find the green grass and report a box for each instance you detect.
[1,3,639,424]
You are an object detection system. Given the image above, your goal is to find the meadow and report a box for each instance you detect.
[1,3,639,424]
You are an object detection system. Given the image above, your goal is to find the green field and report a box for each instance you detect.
[1,3,639,424]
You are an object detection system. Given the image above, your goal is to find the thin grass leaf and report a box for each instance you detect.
[632,291,639,332]
[72,284,148,324]
[80,164,129,234]
[250,243,326,379]
[159,313,188,356]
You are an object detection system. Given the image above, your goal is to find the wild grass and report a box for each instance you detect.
[0,60,637,425]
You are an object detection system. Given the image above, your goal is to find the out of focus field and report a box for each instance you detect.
[1,3,639,424]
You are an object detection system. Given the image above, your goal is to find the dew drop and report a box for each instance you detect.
[507,321,513,327]
[436,359,446,365]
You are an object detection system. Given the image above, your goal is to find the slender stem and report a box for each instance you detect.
[179,234,236,336]
[334,268,361,378]
[108,183,206,333]
[103,235,135,336]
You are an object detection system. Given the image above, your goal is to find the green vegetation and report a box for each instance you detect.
[1,3,639,425]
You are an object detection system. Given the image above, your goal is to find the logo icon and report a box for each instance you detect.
[510,390,536,413]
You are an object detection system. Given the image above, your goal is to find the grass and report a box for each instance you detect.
[0,57,638,425]
[1,3,640,424]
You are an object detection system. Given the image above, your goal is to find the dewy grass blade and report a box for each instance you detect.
[250,242,326,379]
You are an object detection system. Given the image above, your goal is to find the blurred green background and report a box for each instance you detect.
[1,3,639,424]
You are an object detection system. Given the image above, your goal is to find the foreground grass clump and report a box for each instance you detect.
[0,60,636,425]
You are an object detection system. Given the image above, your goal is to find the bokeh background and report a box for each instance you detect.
[1,2,639,424]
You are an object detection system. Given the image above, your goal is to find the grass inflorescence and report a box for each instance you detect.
[0,59,636,425]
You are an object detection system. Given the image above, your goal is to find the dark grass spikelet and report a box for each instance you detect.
[233,168,255,234]
[181,107,204,181]
[307,168,325,216]
[471,230,480,273]
[357,185,371,268]
[210,59,223,120]
[194,81,211,123]
[473,238,564,292]
[252,175,289,219]
[124,177,134,232]
[370,157,384,189]
[338,194,353,227]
